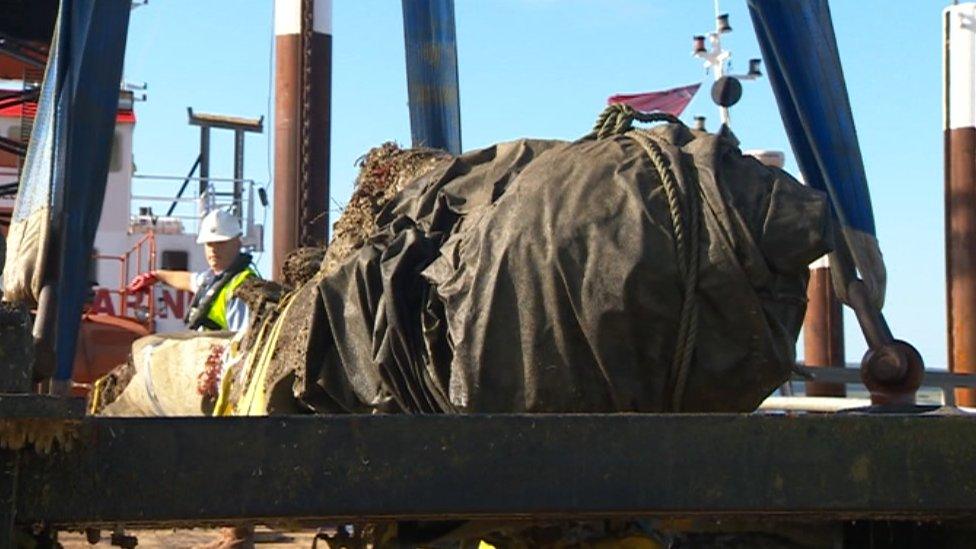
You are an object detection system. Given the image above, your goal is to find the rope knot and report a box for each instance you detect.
[591,103,683,139]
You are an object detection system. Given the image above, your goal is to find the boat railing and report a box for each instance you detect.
[90,231,157,332]
[129,173,266,251]
[755,363,976,413]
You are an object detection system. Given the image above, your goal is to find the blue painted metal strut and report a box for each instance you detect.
[401,0,462,155]
[748,0,876,239]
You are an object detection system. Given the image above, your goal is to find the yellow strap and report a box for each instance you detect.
[212,294,276,416]
[237,293,298,415]
[220,291,300,416]
[89,375,109,415]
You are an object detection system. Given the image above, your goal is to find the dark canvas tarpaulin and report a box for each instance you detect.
[265,121,832,415]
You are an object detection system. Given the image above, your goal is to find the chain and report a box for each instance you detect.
[299,0,314,246]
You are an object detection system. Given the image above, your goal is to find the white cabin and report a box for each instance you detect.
[0,91,263,334]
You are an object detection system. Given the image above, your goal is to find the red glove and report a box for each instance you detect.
[126,271,158,293]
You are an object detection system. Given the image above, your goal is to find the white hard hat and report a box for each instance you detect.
[197,209,243,244]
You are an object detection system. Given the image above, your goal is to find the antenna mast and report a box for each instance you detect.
[692,5,762,128]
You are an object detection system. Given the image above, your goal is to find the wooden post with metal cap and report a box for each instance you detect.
[945,3,976,405]
[273,0,332,280]
[803,255,847,397]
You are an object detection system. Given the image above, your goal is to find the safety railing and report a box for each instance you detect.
[754,363,976,413]
[91,232,156,331]
[129,174,266,250]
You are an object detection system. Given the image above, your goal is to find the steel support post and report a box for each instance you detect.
[0,305,80,547]
[401,0,462,154]
[944,4,976,406]
[303,0,332,249]
[233,129,244,215]
[0,303,32,548]
[804,257,846,397]
[188,109,262,218]
[273,0,332,280]
[198,126,210,200]
[0,452,17,549]
[272,0,300,279]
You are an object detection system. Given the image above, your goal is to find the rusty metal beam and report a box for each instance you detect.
[272,0,332,280]
[945,125,976,406]
[187,110,264,133]
[944,5,976,406]
[803,259,846,397]
[14,413,976,528]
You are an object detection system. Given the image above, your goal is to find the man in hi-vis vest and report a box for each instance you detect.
[127,209,258,331]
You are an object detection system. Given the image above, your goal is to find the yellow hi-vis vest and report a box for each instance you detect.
[205,268,256,330]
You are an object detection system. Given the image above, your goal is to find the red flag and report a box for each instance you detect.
[607,83,701,116]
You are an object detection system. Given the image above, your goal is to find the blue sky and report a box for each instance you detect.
[124,1,947,367]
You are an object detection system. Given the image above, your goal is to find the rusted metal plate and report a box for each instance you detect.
[272,0,332,278]
[0,395,84,419]
[12,413,976,528]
